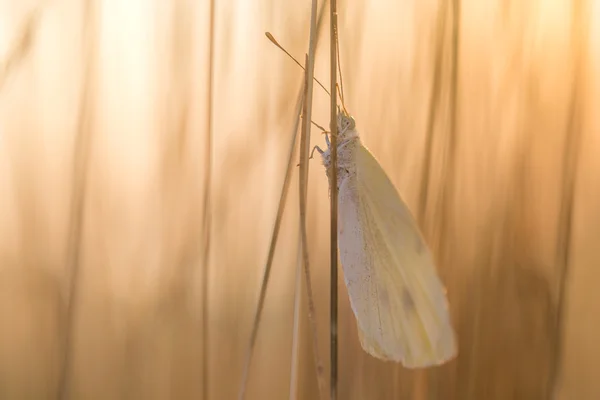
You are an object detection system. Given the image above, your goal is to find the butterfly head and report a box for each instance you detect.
[337,109,356,139]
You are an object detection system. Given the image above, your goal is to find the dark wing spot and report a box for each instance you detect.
[402,288,415,311]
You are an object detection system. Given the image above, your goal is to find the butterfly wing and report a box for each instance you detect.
[337,143,457,368]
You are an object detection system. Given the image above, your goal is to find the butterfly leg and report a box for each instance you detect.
[296,145,324,167]
[310,145,324,159]
[324,132,331,148]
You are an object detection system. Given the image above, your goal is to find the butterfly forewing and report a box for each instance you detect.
[336,142,457,368]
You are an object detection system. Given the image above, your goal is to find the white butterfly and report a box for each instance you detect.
[315,111,458,368]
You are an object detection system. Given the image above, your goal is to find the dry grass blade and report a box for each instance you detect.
[239,4,328,397]
[413,3,450,396]
[432,12,461,374]
[547,0,588,395]
[201,0,216,399]
[438,0,460,248]
[56,0,98,398]
[440,0,461,397]
[299,56,327,400]
[328,0,339,399]
[237,90,304,399]
[288,234,303,400]
[297,0,328,395]
[0,9,40,91]
[418,0,449,225]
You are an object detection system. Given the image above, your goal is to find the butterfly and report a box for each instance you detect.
[315,110,457,368]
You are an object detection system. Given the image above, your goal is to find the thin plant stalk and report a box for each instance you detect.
[0,9,39,91]
[413,1,450,397]
[430,0,460,395]
[299,54,327,400]
[438,0,461,397]
[328,0,339,399]
[437,0,460,253]
[548,0,588,395]
[237,90,304,400]
[418,0,449,225]
[201,0,216,398]
[297,0,328,397]
[288,234,303,400]
[57,0,97,398]
[239,4,328,397]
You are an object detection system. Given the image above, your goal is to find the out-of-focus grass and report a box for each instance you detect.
[0,0,599,399]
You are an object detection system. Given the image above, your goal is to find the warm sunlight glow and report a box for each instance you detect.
[0,0,599,399]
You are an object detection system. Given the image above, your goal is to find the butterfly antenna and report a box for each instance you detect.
[302,115,328,132]
[266,32,331,97]
[311,120,328,132]
[335,24,346,107]
[336,84,349,116]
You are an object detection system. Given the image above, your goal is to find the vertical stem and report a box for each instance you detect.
[237,91,304,400]
[299,53,327,400]
[434,0,460,272]
[441,0,461,398]
[418,0,449,225]
[262,6,328,398]
[548,0,587,395]
[0,10,39,91]
[297,0,327,393]
[440,0,460,242]
[329,1,339,399]
[57,0,97,398]
[288,234,304,400]
[201,0,216,398]
[412,3,450,398]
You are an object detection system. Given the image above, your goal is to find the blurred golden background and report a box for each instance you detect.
[0,0,599,399]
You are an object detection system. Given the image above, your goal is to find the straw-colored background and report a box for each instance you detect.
[1,0,599,399]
